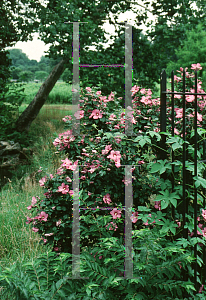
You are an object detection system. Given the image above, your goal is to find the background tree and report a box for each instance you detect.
[61,68,72,83]
[166,23,206,88]
[8,49,30,68]
[34,71,49,81]
[15,0,141,132]
[0,0,40,140]
[143,0,206,71]
[6,0,206,133]
[19,70,34,82]
[38,56,52,74]
[43,0,206,106]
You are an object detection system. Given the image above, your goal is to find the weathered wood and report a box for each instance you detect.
[15,58,69,132]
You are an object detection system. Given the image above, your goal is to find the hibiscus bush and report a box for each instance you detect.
[23,66,206,297]
[2,64,206,298]
[25,85,162,254]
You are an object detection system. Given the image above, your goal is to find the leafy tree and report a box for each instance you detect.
[11,67,22,80]
[15,0,140,132]
[0,0,40,139]
[35,71,49,81]
[8,49,30,68]
[166,23,206,79]
[14,0,206,131]
[38,56,52,73]
[79,27,160,101]
[19,70,34,82]
[61,68,72,83]
[142,0,206,73]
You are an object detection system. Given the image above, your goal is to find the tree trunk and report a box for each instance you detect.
[15,58,69,132]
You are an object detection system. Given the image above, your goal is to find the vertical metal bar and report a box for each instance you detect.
[194,70,198,290]
[125,23,134,136]
[203,133,206,285]
[72,22,80,136]
[203,137,206,283]
[182,70,187,239]
[160,70,167,161]
[171,71,175,219]
[182,70,189,293]
[72,165,80,278]
[71,165,88,279]
[124,165,133,279]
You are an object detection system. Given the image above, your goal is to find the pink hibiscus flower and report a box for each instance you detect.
[175,220,181,228]
[32,227,39,232]
[109,113,116,121]
[103,193,112,204]
[202,209,206,220]
[108,92,115,101]
[191,63,202,71]
[74,110,84,119]
[66,176,72,182]
[102,144,112,155]
[122,177,132,186]
[107,150,121,162]
[154,201,161,210]
[27,196,38,210]
[130,212,138,223]
[186,95,195,102]
[58,183,69,194]
[106,221,118,231]
[38,211,48,222]
[26,217,33,224]
[53,138,61,147]
[86,87,92,92]
[175,108,183,118]
[110,208,122,219]
[62,115,72,122]
[130,85,140,96]
[39,176,47,187]
[89,109,103,119]
[61,158,78,170]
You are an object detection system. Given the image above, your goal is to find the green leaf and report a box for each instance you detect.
[57,289,67,297]
[148,131,161,141]
[161,199,169,210]
[150,163,161,173]
[56,279,64,289]
[86,287,91,296]
[171,142,182,151]
[194,176,206,188]
[170,197,177,208]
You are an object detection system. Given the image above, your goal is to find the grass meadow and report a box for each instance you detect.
[20,81,73,104]
[0,104,75,298]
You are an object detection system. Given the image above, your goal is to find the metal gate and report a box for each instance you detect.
[160,69,206,292]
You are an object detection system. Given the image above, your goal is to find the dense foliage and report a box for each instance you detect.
[14,67,205,297]
[167,23,206,89]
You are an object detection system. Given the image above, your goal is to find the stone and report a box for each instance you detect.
[0,140,32,189]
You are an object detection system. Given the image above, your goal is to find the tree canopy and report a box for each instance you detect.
[31,0,206,101]
[166,22,206,88]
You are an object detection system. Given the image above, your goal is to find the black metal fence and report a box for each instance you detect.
[160,69,206,292]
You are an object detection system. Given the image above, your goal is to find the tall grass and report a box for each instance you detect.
[0,105,72,273]
[17,81,73,104]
